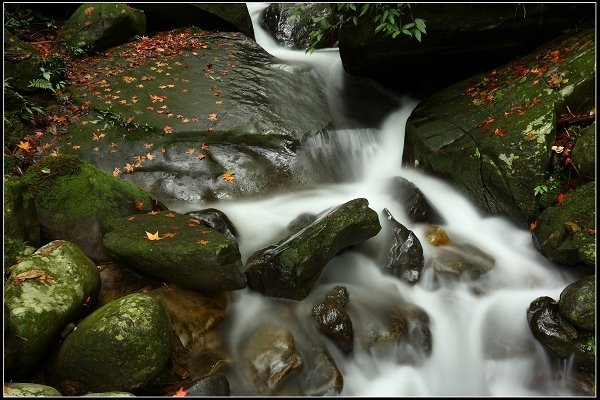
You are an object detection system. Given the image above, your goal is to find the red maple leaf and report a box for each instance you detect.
[172,387,187,397]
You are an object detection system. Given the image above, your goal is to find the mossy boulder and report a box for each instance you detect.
[4,177,40,246]
[571,122,595,178]
[4,240,101,377]
[558,275,595,331]
[4,29,43,92]
[19,154,157,263]
[48,27,331,204]
[103,211,246,291]
[245,198,381,300]
[3,383,62,397]
[338,3,594,93]
[55,3,146,54]
[533,182,595,268]
[52,292,172,392]
[404,28,595,226]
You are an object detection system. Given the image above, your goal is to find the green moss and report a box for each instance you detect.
[3,236,30,268]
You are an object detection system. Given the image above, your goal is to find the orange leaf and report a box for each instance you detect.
[113,167,122,177]
[556,193,570,204]
[144,143,154,149]
[493,127,506,137]
[135,200,144,210]
[197,240,209,246]
[186,148,195,156]
[198,153,205,160]
[148,210,159,216]
[223,171,235,183]
[188,218,200,225]
[163,232,176,238]
[201,143,209,150]
[172,387,187,397]
[164,125,173,134]
[145,231,162,241]
[165,212,176,218]
[85,7,95,16]
[125,163,134,173]
[146,153,155,160]
[208,113,218,121]
[17,141,32,152]
[529,220,538,231]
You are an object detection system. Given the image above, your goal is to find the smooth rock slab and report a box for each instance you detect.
[4,241,101,376]
[103,211,246,291]
[52,292,172,392]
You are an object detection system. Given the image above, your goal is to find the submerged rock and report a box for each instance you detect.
[4,241,101,377]
[240,323,303,394]
[312,286,353,355]
[245,198,381,300]
[52,292,172,392]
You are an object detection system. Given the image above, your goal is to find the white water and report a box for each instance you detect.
[172,4,581,396]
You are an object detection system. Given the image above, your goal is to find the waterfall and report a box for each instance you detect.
[170,3,581,396]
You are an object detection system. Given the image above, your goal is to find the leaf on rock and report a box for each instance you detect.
[12,269,57,286]
[145,231,162,241]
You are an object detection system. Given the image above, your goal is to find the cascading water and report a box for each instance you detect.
[169,3,583,396]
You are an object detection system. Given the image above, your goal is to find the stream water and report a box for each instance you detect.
[169,4,581,396]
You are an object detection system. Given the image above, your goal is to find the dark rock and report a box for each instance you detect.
[186,208,238,240]
[379,208,424,283]
[312,286,353,355]
[285,213,318,236]
[186,374,230,396]
[245,198,381,300]
[3,29,44,91]
[571,122,595,179]
[527,296,578,359]
[338,3,594,93]
[388,176,445,225]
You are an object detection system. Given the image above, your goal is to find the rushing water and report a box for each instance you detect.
[169,4,582,396]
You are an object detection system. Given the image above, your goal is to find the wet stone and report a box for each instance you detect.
[186,208,239,240]
[312,286,353,355]
[388,176,446,225]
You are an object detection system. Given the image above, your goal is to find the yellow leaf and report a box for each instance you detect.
[17,141,32,151]
[186,148,195,156]
[145,231,162,241]
[197,240,209,246]
[208,113,218,121]
[164,212,176,218]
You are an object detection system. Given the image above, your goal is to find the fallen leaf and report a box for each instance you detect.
[85,7,95,16]
[135,200,144,210]
[208,113,218,121]
[72,145,81,150]
[201,143,209,150]
[556,193,570,204]
[197,240,209,246]
[145,231,162,241]
[163,232,176,238]
[223,171,235,183]
[198,153,205,160]
[186,148,195,156]
[113,167,122,177]
[165,212,176,218]
[12,269,57,286]
[172,387,187,397]
[164,125,173,134]
[17,141,32,152]
[529,220,538,231]
[127,215,136,221]
[148,210,159,216]
[493,127,506,137]
[188,218,200,225]
[146,153,155,160]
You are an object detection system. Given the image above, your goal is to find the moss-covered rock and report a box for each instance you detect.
[19,154,157,262]
[571,122,595,178]
[52,292,172,392]
[4,240,101,377]
[533,182,595,268]
[4,177,40,246]
[558,275,595,331]
[103,211,245,291]
[4,29,44,91]
[3,383,62,397]
[55,3,146,54]
[404,28,595,227]
[245,198,381,300]
[3,236,35,269]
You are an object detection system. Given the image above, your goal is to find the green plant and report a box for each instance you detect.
[28,66,67,101]
[534,176,559,196]
[4,79,45,122]
[290,3,427,53]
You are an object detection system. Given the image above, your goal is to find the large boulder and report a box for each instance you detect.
[18,154,159,263]
[4,383,62,397]
[4,177,40,247]
[533,182,595,269]
[51,292,172,392]
[135,3,254,39]
[571,122,595,179]
[245,198,381,300]
[55,3,146,54]
[48,27,332,204]
[103,211,246,291]
[4,241,101,377]
[558,275,595,331]
[338,3,594,93]
[403,28,595,227]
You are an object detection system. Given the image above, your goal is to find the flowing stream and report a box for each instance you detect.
[169,4,581,396]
